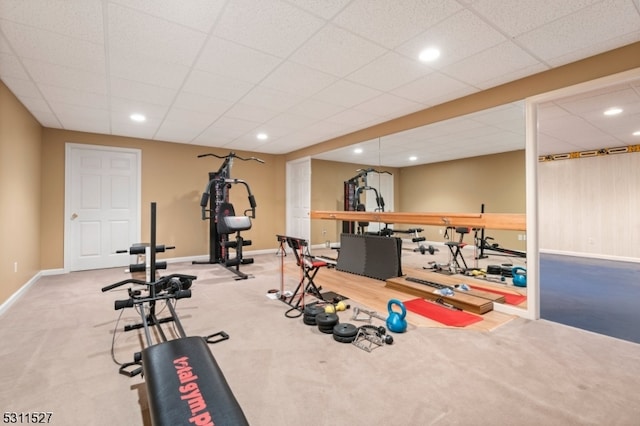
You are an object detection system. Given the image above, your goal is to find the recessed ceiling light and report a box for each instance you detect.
[354,148,363,154]
[409,156,417,162]
[130,113,146,122]
[603,107,623,116]
[632,130,640,136]
[418,47,440,62]
[256,133,268,140]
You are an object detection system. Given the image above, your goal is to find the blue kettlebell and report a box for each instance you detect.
[512,266,527,287]
[386,299,408,333]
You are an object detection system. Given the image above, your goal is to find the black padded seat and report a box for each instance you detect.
[142,336,249,426]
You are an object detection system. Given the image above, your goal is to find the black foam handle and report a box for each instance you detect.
[114,299,134,310]
[248,195,256,208]
[174,289,192,300]
[200,192,210,208]
[129,264,146,272]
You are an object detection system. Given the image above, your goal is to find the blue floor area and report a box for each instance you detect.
[540,254,640,344]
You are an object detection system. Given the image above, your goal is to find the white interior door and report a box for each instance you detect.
[65,143,141,271]
[286,157,311,243]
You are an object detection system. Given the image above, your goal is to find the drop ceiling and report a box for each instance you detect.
[1,0,640,167]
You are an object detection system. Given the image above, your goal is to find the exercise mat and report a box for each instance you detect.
[404,298,483,327]
[468,286,526,305]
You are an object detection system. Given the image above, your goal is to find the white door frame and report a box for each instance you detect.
[64,143,141,271]
[285,157,311,244]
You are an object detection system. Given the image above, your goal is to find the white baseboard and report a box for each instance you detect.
[0,272,42,317]
[540,248,640,264]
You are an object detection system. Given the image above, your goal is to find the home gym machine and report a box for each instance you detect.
[474,204,526,260]
[343,168,391,234]
[102,203,247,426]
[194,151,263,280]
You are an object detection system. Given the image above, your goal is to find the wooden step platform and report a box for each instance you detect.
[385,276,494,315]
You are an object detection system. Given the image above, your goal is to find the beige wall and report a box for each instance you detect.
[0,81,42,304]
[399,150,526,250]
[40,129,286,269]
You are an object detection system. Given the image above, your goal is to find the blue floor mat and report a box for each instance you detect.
[540,254,640,344]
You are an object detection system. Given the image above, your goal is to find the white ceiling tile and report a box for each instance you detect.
[290,24,387,77]
[110,96,169,121]
[21,58,107,94]
[108,3,207,65]
[52,103,110,132]
[195,37,283,84]
[40,84,109,109]
[225,103,281,123]
[0,53,31,81]
[543,33,640,68]
[286,0,352,19]
[109,0,226,33]
[155,122,205,144]
[213,0,325,58]
[441,41,540,88]
[0,32,13,53]
[172,91,233,117]
[0,0,104,44]
[476,61,548,90]
[261,61,337,97]
[111,117,160,140]
[192,126,236,146]
[354,93,424,118]
[17,95,52,114]
[313,79,381,108]
[264,112,317,133]
[182,69,254,102]
[287,98,347,120]
[391,71,476,106]
[466,0,600,37]
[333,0,463,48]
[110,77,178,106]
[29,109,61,128]
[396,9,507,67]
[346,51,430,92]
[240,86,304,112]
[109,50,190,90]
[0,20,105,73]
[515,0,640,65]
[325,108,382,127]
[1,76,41,99]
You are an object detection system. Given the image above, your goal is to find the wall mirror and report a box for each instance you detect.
[311,102,527,308]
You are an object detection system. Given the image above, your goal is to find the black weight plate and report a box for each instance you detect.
[303,315,316,326]
[318,325,335,334]
[333,334,356,343]
[315,312,339,326]
[304,304,326,317]
[333,323,358,338]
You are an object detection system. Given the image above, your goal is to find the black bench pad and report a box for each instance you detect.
[142,336,249,426]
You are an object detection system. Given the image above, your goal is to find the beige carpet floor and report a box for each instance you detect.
[1,248,639,426]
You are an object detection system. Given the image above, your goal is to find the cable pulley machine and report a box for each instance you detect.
[194,152,263,280]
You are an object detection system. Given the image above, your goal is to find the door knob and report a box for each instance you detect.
[70,213,78,220]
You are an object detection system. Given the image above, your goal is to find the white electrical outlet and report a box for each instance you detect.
[14,262,18,273]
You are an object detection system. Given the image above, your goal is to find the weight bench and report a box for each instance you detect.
[142,336,249,426]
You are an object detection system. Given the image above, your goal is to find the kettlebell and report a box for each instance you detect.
[512,266,527,287]
[386,299,407,333]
